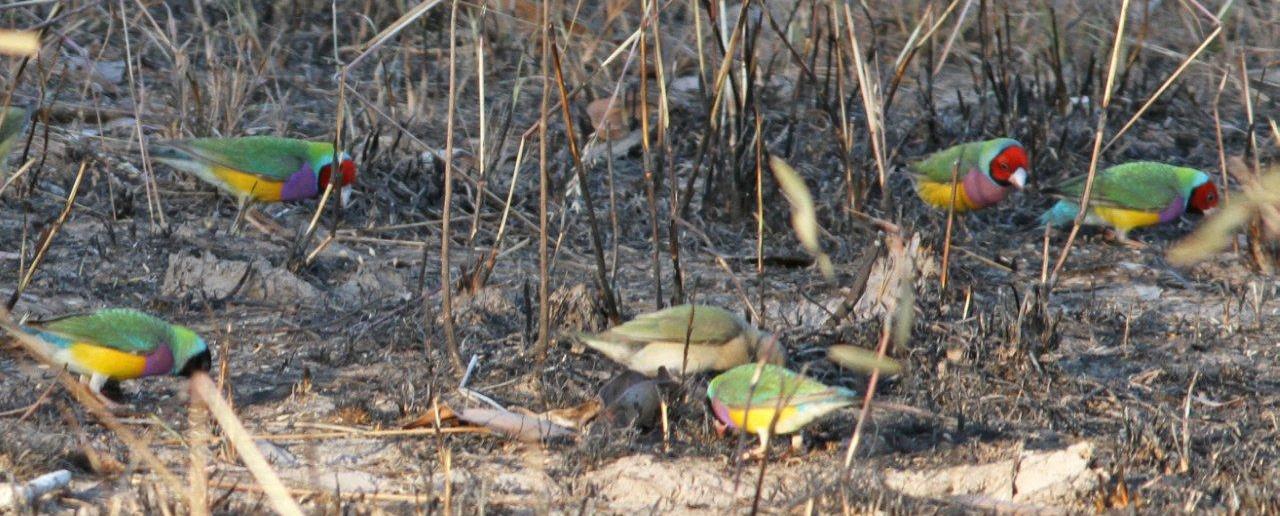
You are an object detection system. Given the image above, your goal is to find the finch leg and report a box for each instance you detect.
[244,208,288,238]
[229,196,251,235]
[87,373,107,393]
[740,430,771,461]
[85,374,122,410]
[1106,229,1146,249]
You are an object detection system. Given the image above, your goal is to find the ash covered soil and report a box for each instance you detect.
[2,1,1280,513]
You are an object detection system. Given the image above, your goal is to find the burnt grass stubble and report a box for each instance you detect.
[0,1,1279,512]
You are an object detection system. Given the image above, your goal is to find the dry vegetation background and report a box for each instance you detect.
[0,0,1279,513]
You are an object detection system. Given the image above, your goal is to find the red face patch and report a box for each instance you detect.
[318,159,358,189]
[339,159,357,186]
[1189,181,1219,213]
[989,145,1029,186]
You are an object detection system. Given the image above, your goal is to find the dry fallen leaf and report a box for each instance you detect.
[523,399,603,430]
[401,404,458,429]
[827,345,903,376]
[768,155,834,279]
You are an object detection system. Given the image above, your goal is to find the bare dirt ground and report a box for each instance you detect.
[1,0,1279,513]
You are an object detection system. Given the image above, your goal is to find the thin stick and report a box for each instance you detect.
[1047,0,1132,287]
[0,158,36,197]
[640,17,664,310]
[549,37,619,323]
[188,393,211,516]
[340,0,445,74]
[1101,24,1222,152]
[0,378,58,421]
[208,480,532,506]
[933,0,974,75]
[1210,71,1235,253]
[1179,371,1198,473]
[439,0,464,374]
[842,313,892,469]
[117,0,164,229]
[939,159,960,289]
[839,0,889,198]
[294,182,335,267]
[533,0,552,360]
[675,217,760,321]
[8,160,86,310]
[189,372,303,516]
[1238,52,1269,273]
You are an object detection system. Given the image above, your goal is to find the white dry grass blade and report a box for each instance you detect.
[1102,19,1226,152]
[827,345,903,376]
[341,0,445,75]
[769,156,834,279]
[189,373,304,516]
[0,30,38,57]
[839,1,888,192]
[933,0,974,75]
[457,408,575,443]
[0,470,71,509]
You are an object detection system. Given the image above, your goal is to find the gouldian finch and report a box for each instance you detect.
[151,136,357,206]
[908,138,1029,212]
[576,304,783,377]
[19,309,212,404]
[707,363,857,455]
[1039,162,1220,244]
[0,106,29,177]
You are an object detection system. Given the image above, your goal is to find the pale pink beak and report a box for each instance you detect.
[1009,167,1027,189]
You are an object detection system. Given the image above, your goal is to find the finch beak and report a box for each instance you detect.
[340,185,353,207]
[1009,168,1027,189]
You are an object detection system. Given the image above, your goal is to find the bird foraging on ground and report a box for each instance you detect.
[151,136,357,206]
[708,363,858,457]
[16,309,212,407]
[576,304,783,377]
[1039,162,1219,247]
[908,138,1029,213]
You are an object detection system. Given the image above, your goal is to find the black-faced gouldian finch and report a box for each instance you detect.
[707,363,857,456]
[576,304,783,377]
[908,138,1029,212]
[151,136,357,206]
[1039,162,1220,246]
[18,309,212,405]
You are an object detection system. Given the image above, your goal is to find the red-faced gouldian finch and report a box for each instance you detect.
[1039,162,1220,246]
[576,304,783,377]
[151,136,357,206]
[908,138,1029,212]
[707,363,857,456]
[18,309,212,405]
